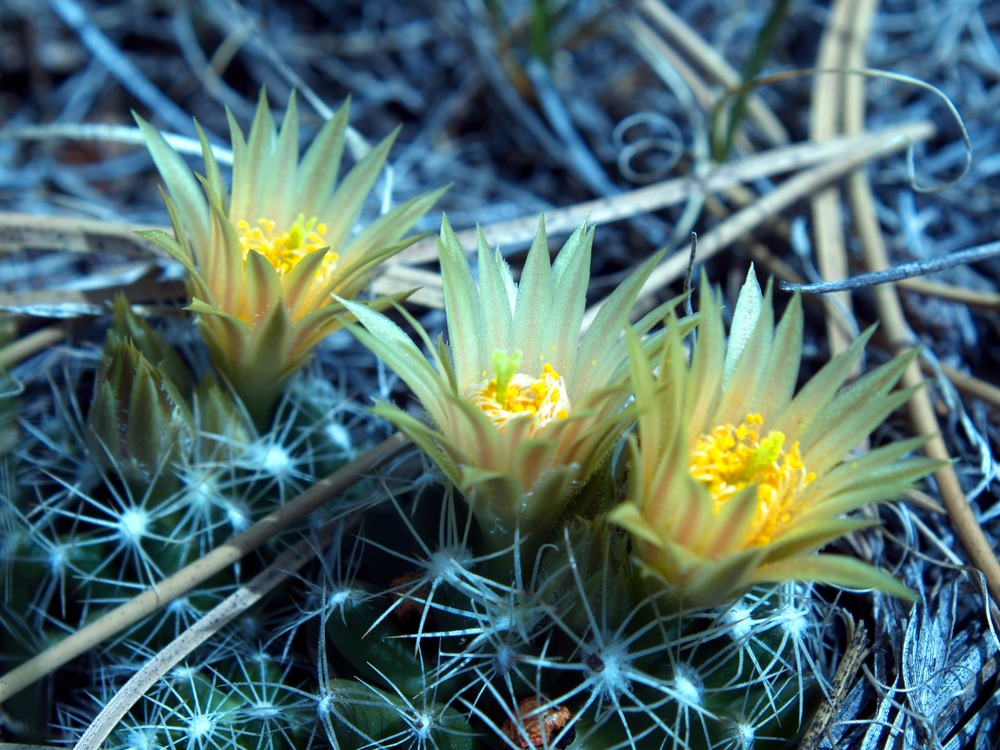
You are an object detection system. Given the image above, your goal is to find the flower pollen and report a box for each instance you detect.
[468,350,571,437]
[689,413,816,546]
[236,213,337,275]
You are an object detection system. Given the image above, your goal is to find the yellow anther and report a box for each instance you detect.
[236,213,337,276]
[689,413,814,547]
[468,352,571,437]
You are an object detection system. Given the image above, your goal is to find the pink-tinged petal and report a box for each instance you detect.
[511,437,561,494]
[702,485,757,558]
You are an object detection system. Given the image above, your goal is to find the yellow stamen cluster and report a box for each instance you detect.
[236,214,337,275]
[689,413,816,546]
[468,353,571,437]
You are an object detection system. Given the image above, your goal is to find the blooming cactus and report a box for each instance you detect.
[339,217,682,547]
[609,268,937,608]
[136,90,444,426]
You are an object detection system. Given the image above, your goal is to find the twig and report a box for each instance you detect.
[778,240,1000,294]
[0,432,408,706]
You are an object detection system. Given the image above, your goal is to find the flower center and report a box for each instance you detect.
[689,413,815,546]
[468,350,571,437]
[236,214,338,275]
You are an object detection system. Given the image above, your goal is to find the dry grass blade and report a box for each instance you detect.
[933,365,1000,411]
[0,432,408,705]
[0,327,75,369]
[583,119,935,326]
[394,122,933,275]
[809,0,861,361]
[895,278,1000,310]
[0,212,166,257]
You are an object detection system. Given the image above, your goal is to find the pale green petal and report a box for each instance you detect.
[607,501,662,546]
[756,291,803,416]
[803,435,934,502]
[225,105,249,219]
[195,120,227,216]
[723,265,763,388]
[245,250,283,326]
[437,215,482,388]
[512,219,554,368]
[204,197,247,314]
[751,554,914,600]
[715,282,775,424]
[242,88,277,221]
[575,246,666,395]
[763,518,879,561]
[136,228,191,270]
[322,128,399,251]
[802,355,918,472]
[549,223,593,372]
[345,186,447,266]
[269,91,301,227]
[282,247,333,318]
[335,296,448,421]
[134,113,210,250]
[771,326,876,440]
[477,229,515,356]
[686,279,725,436]
[295,98,349,215]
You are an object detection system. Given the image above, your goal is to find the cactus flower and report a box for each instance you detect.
[136,90,444,426]
[609,269,937,608]
[339,217,680,544]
